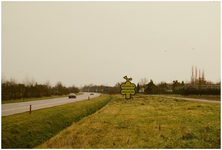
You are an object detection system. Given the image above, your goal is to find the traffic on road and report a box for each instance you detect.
[2,92,100,116]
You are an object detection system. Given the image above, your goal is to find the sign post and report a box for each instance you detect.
[120,76,136,99]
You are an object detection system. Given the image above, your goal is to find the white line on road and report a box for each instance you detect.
[2,93,100,116]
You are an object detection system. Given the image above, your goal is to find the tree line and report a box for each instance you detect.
[2,66,220,101]
[84,77,220,96]
[142,79,220,95]
[1,77,79,100]
[82,84,109,93]
[81,82,123,95]
[134,67,221,95]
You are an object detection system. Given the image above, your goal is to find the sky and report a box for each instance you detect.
[2,1,221,87]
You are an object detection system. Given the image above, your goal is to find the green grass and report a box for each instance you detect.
[37,94,220,148]
[1,94,113,148]
[1,93,84,104]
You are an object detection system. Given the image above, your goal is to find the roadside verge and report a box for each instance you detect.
[2,94,113,148]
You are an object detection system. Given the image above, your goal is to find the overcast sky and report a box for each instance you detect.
[2,1,221,87]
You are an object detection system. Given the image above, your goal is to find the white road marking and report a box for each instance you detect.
[2,93,100,116]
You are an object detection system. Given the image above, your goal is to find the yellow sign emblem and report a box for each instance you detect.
[120,76,136,99]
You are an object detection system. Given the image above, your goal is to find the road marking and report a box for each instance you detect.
[2,99,82,112]
[2,93,101,116]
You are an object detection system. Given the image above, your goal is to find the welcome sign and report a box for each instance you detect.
[120,76,136,99]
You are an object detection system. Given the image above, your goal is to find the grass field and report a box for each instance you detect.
[37,94,221,148]
[1,93,84,104]
[2,94,113,148]
[161,94,221,101]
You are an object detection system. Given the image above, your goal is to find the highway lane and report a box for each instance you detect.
[2,92,100,117]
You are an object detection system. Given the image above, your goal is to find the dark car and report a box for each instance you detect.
[90,93,94,95]
[69,93,76,98]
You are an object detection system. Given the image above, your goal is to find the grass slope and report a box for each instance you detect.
[2,94,113,148]
[37,94,220,148]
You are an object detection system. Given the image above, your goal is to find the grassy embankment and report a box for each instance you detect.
[1,93,84,104]
[38,94,220,148]
[2,94,113,148]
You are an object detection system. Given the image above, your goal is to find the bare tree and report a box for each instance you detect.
[89,83,94,87]
[44,80,51,89]
[139,77,149,88]
[9,77,17,85]
[30,77,36,86]
[191,66,194,85]
[23,76,31,86]
[195,66,198,85]
[23,76,36,86]
[114,82,124,93]
[1,75,6,84]
[202,69,206,85]
[55,81,63,95]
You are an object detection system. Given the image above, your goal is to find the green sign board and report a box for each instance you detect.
[120,76,136,99]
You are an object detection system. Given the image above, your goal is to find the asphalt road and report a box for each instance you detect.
[1,92,100,117]
[153,95,220,103]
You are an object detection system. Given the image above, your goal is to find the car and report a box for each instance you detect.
[69,93,76,98]
[90,93,94,95]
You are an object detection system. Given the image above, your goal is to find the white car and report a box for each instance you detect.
[68,93,76,98]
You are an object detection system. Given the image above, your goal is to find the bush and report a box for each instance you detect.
[173,88,220,95]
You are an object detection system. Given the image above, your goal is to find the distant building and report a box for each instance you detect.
[166,90,173,93]
[139,88,144,93]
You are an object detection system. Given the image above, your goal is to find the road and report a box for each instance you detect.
[153,95,220,103]
[2,92,100,117]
